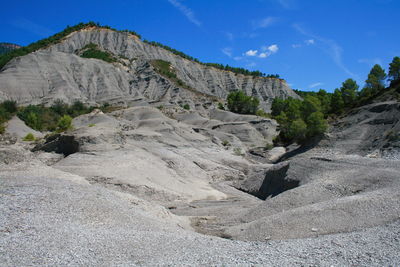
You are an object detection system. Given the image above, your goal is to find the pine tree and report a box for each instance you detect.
[388,56,400,82]
[330,89,344,115]
[362,64,387,97]
[340,79,359,106]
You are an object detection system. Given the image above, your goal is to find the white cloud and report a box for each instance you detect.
[252,17,277,29]
[259,52,268,58]
[243,44,279,59]
[233,56,243,61]
[309,82,323,89]
[222,47,233,57]
[268,44,279,53]
[245,50,258,56]
[293,23,358,78]
[258,44,279,58]
[246,62,257,67]
[292,44,302,48]
[305,39,315,45]
[168,0,201,27]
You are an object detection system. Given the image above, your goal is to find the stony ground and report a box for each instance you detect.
[1,104,400,266]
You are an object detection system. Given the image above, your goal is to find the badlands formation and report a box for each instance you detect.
[0,27,399,266]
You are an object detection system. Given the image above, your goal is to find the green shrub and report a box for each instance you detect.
[183,104,190,110]
[1,100,17,113]
[23,133,35,141]
[217,102,225,110]
[57,115,73,131]
[265,143,274,150]
[222,140,230,147]
[88,123,96,127]
[256,109,270,118]
[233,147,244,156]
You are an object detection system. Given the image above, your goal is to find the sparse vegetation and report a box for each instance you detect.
[233,147,244,156]
[0,100,18,133]
[183,104,190,110]
[265,143,274,150]
[144,40,280,78]
[255,109,270,118]
[80,43,117,63]
[222,140,230,147]
[217,102,225,110]
[0,22,141,70]
[150,60,219,101]
[88,123,96,127]
[23,133,35,141]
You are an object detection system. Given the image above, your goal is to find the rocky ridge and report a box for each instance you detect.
[0,27,298,110]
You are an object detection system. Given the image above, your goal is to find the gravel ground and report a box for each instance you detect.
[1,169,399,266]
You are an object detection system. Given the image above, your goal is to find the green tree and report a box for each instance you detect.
[57,115,73,131]
[301,95,322,119]
[388,56,400,82]
[362,64,387,97]
[330,89,344,115]
[285,98,302,121]
[227,91,259,115]
[287,118,307,142]
[316,89,331,115]
[271,98,286,117]
[340,79,359,106]
[306,111,328,137]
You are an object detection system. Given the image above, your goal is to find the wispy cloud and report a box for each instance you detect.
[225,32,234,41]
[252,17,278,29]
[222,47,233,57]
[168,0,201,27]
[276,0,297,9]
[309,82,323,89]
[305,39,315,45]
[10,18,53,37]
[293,23,357,78]
[292,39,315,48]
[358,58,383,67]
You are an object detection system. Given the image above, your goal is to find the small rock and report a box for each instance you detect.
[311,228,318,232]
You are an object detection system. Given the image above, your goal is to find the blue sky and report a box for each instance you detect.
[1,0,399,92]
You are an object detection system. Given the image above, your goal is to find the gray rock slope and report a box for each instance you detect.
[1,105,400,266]
[0,28,299,109]
[326,100,400,158]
